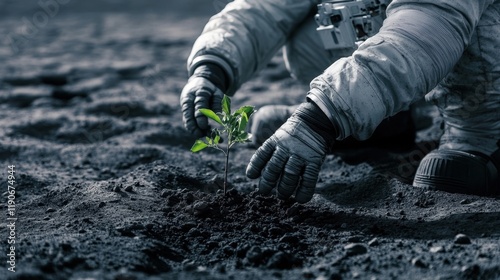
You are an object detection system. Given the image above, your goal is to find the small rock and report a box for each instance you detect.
[461,264,480,277]
[184,193,195,204]
[245,246,262,264]
[411,257,428,268]
[98,202,106,208]
[266,251,300,269]
[112,186,121,192]
[124,185,133,192]
[368,238,379,247]
[187,228,201,237]
[110,60,148,77]
[227,188,239,197]
[236,244,250,258]
[286,205,301,217]
[181,259,198,271]
[160,189,170,198]
[278,234,300,244]
[193,201,209,211]
[222,245,234,256]
[209,175,224,188]
[344,243,367,256]
[301,269,315,279]
[46,208,56,213]
[460,199,471,205]
[268,227,284,237]
[180,222,197,232]
[454,233,471,244]
[429,246,445,253]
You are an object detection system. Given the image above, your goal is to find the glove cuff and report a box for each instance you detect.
[192,63,228,93]
[293,102,338,150]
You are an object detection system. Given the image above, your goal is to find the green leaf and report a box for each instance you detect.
[222,95,231,115]
[238,111,249,132]
[190,139,208,152]
[199,109,222,125]
[214,134,220,144]
[235,132,251,142]
[235,105,255,117]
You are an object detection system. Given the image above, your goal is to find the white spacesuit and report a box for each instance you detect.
[181,0,500,202]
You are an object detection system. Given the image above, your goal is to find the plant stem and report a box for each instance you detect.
[224,145,229,195]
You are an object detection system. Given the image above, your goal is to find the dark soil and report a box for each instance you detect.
[1,1,500,279]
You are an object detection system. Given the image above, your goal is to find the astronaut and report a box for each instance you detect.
[180,0,500,202]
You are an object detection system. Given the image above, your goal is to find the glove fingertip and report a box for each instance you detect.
[294,194,313,204]
[257,178,275,195]
[246,162,261,179]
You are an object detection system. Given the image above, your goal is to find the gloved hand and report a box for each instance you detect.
[249,105,298,147]
[180,63,227,138]
[246,102,336,203]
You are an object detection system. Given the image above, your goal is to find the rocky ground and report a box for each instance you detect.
[1,1,499,279]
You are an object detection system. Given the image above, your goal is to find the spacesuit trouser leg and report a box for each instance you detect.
[415,3,500,194]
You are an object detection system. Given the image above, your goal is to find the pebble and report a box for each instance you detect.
[461,264,480,276]
[285,205,301,217]
[368,238,379,247]
[193,201,209,211]
[236,244,250,258]
[98,202,106,208]
[411,257,428,268]
[278,234,300,244]
[429,246,445,253]
[46,208,56,213]
[110,60,148,77]
[454,233,471,245]
[160,189,170,198]
[184,193,195,204]
[180,222,197,232]
[181,259,198,271]
[266,251,299,269]
[124,185,133,192]
[344,243,367,256]
[245,246,262,264]
[460,199,471,205]
[112,186,121,192]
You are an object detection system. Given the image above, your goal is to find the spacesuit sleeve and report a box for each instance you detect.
[187,0,319,96]
[307,0,496,140]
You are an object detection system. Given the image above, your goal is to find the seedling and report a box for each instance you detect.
[190,95,255,194]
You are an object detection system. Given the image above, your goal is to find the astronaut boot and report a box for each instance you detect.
[413,1,500,196]
[414,126,500,196]
[250,104,416,151]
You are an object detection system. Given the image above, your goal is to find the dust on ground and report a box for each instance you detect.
[1,1,499,279]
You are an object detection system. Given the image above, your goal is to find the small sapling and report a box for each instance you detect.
[190,95,255,194]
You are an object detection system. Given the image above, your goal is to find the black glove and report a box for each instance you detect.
[180,63,228,137]
[246,101,336,203]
